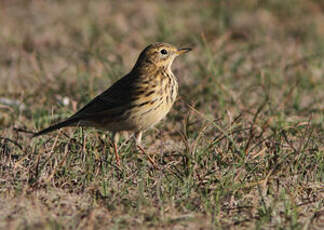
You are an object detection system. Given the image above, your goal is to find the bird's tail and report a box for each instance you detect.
[33,118,79,137]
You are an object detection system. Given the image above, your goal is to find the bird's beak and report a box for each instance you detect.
[176,47,192,55]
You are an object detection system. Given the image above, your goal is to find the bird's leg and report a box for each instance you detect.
[112,132,121,166]
[135,131,158,169]
[135,131,143,146]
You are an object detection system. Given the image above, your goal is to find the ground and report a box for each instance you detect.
[0,0,323,229]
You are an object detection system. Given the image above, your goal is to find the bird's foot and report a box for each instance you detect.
[113,143,121,166]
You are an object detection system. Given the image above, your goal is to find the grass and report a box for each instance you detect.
[0,0,324,229]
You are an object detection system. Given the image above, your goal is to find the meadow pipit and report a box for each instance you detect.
[33,42,191,165]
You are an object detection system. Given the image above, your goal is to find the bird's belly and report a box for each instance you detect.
[96,104,171,132]
[130,102,173,131]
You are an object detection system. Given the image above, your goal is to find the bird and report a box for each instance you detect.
[33,42,191,165]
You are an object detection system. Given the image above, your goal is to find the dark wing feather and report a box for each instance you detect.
[33,72,138,137]
[70,73,136,120]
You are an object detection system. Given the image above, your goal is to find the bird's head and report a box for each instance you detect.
[133,42,191,71]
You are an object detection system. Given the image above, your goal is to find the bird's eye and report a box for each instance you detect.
[160,49,168,55]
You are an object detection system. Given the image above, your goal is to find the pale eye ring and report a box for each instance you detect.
[160,49,168,55]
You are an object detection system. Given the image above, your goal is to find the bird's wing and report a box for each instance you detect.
[33,74,137,136]
[71,73,136,121]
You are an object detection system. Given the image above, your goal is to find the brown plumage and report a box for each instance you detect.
[33,42,191,164]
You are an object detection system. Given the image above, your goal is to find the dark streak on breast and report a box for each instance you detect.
[149,98,158,105]
[164,82,168,95]
[139,100,164,117]
[152,100,163,111]
[136,101,150,107]
[145,90,155,97]
[141,80,150,85]
[166,94,170,104]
